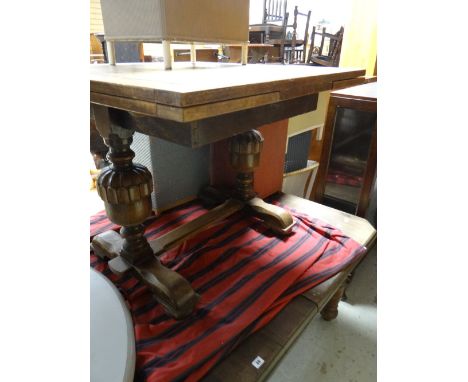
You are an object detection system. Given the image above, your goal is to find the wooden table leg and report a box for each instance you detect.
[90,105,198,319]
[228,130,295,235]
[320,285,345,321]
[90,117,109,169]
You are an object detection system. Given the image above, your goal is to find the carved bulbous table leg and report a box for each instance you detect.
[228,130,295,235]
[228,130,263,202]
[91,105,199,319]
[320,285,345,321]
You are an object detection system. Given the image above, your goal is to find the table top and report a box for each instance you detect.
[227,43,275,48]
[332,81,377,102]
[90,62,365,122]
[267,38,304,47]
[278,193,375,246]
[90,268,135,382]
[249,24,285,33]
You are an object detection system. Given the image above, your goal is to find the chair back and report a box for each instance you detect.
[307,26,344,67]
[90,33,105,63]
[280,6,312,64]
[263,0,288,23]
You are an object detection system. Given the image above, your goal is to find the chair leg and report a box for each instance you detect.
[106,40,116,65]
[320,285,345,321]
[162,40,172,70]
[241,42,248,65]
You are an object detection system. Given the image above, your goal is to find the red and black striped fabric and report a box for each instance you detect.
[90,198,366,382]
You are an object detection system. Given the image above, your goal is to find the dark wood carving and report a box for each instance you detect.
[229,130,263,201]
[90,117,109,169]
[228,130,295,235]
[91,105,199,319]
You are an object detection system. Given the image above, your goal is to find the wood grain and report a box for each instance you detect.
[210,120,289,198]
[280,193,376,246]
[115,94,318,148]
[90,62,366,116]
[331,76,366,90]
[157,92,281,122]
[332,81,377,101]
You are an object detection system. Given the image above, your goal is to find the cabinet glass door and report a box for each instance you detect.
[322,107,376,214]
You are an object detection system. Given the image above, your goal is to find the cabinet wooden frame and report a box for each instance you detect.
[311,93,377,217]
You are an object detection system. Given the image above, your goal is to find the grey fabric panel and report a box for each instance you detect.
[132,132,157,209]
[100,0,164,39]
[148,137,210,210]
[114,42,142,63]
[100,0,249,43]
[131,132,210,211]
[284,130,312,173]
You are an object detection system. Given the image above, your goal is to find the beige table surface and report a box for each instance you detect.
[90,62,366,122]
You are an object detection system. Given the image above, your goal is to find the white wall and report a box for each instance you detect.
[90,0,104,33]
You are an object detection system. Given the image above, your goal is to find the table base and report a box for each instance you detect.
[91,106,295,319]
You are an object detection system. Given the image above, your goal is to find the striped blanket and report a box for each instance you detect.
[90,198,365,382]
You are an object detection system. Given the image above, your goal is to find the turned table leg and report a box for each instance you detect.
[228,130,295,235]
[90,105,199,319]
[320,285,345,321]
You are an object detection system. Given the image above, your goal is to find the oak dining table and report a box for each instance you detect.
[89,60,368,319]
[89,60,376,381]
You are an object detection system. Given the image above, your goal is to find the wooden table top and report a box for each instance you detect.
[279,193,375,247]
[249,24,285,33]
[267,38,304,47]
[332,81,377,101]
[227,43,275,48]
[90,62,366,123]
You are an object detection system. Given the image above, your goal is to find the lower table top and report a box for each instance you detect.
[201,193,376,381]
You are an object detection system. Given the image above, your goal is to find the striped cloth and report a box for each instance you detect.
[90,197,366,382]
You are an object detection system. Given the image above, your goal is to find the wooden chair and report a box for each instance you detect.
[279,6,311,64]
[306,26,344,67]
[262,0,288,24]
[90,33,105,64]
